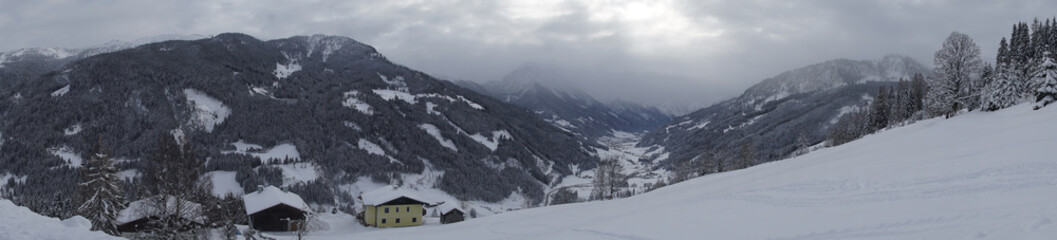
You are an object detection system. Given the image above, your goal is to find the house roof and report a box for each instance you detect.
[243,186,311,215]
[116,195,204,225]
[360,185,432,206]
[437,202,463,214]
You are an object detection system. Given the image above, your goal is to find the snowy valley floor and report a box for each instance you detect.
[286,104,1057,240]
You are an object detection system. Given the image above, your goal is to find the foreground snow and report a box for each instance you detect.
[298,104,1057,239]
[0,199,122,240]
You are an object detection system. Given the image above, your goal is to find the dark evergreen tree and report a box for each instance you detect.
[1035,51,1057,109]
[910,73,928,115]
[548,187,580,205]
[870,87,891,131]
[77,139,125,236]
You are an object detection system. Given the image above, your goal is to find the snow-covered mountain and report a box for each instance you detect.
[0,33,600,215]
[638,55,929,166]
[0,34,207,92]
[742,54,929,106]
[250,103,1057,240]
[456,63,673,139]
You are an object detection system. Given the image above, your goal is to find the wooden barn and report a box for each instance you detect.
[437,202,465,224]
[115,195,204,234]
[243,185,312,232]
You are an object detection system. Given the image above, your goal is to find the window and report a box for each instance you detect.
[396,218,401,223]
[412,217,417,223]
[396,207,400,213]
[406,207,410,212]
[384,207,390,213]
[381,218,387,224]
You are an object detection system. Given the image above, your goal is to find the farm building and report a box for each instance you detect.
[359,186,433,227]
[243,185,312,232]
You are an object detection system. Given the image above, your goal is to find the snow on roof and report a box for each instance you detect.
[116,195,204,225]
[437,202,463,214]
[360,185,433,206]
[243,186,310,215]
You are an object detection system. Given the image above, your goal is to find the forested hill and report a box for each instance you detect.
[636,55,929,168]
[0,33,600,217]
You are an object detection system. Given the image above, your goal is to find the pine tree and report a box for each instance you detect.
[1035,51,1057,109]
[870,86,891,131]
[984,62,1022,111]
[736,140,756,169]
[928,32,983,118]
[910,73,928,115]
[77,139,125,236]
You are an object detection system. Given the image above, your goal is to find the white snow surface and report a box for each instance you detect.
[300,104,1057,239]
[468,130,510,152]
[360,185,434,206]
[205,171,243,197]
[372,89,417,104]
[183,89,231,132]
[418,124,458,152]
[0,199,121,240]
[342,90,373,115]
[224,140,301,163]
[278,162,320,184]
[436,201,462,214]
[117,195,204,225]
[48,146,82,167]
[357,138,386,156]
[273,62,302,79]
[63,123,82,135]
[243,186,311,215]
[50,85,70,97]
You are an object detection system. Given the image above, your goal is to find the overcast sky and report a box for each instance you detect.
[2,0,1055,106]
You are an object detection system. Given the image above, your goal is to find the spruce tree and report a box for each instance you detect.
[77,139,125,236]
[870,86,891,131]
[1035,52,1057,109]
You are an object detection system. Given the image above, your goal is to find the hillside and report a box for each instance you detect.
[638,55,929,166]
[456,64,672,139]
[0,33,598,213]
[297,104,1057,239]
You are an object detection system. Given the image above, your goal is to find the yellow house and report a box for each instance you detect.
[360,186,432,227]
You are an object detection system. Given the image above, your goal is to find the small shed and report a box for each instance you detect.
[115,195,204,233]
[437,202,464,224]
[243,185,311,232]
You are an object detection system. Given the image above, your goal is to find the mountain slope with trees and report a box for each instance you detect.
[0,34,600,222]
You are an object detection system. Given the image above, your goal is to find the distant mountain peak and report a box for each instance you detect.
[740,54,929,106]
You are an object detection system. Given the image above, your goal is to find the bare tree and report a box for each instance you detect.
[929,32,983,118]
[590,158,628,200]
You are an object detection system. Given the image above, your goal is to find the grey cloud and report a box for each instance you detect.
[2,0,1055,108]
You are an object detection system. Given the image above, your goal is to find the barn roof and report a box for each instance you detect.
[437,202,463,214]
[243,186,311,215]
[360,185,432,206]
[116,195,204,225]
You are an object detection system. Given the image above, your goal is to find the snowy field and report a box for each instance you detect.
[0,199,121,239]
[288,104,1056,239]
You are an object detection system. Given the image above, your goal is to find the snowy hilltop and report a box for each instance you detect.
[273,103,1057,239]
[0,199,122,240]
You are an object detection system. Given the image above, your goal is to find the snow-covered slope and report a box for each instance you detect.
[639,55,929,166]
[0,199,122,240]
[304,104,1057,239]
